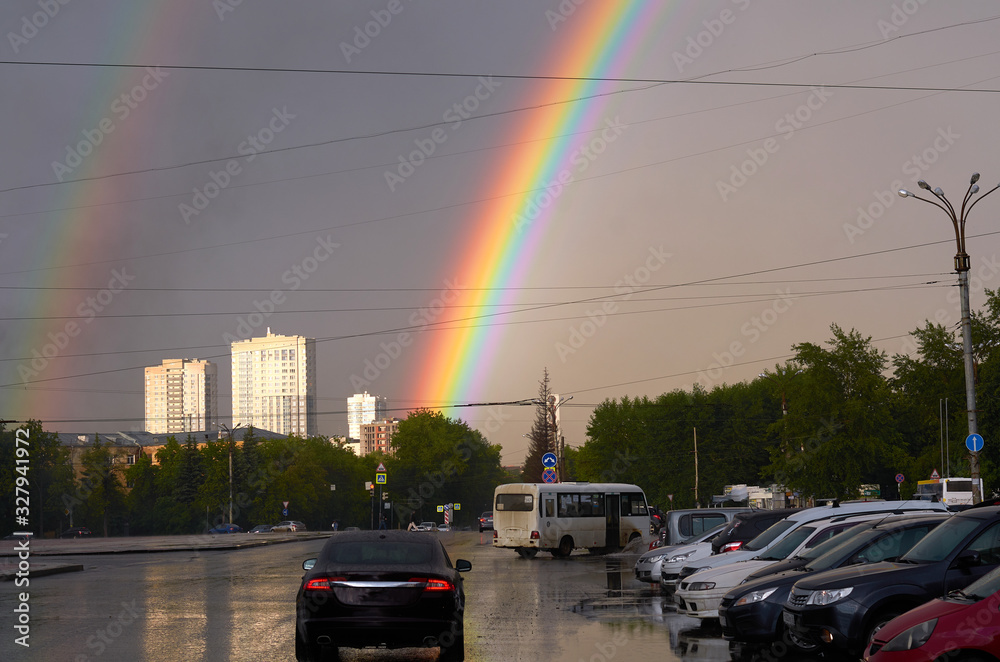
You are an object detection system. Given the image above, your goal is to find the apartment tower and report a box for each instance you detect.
[231,329,316,437]
[144,358,218,434]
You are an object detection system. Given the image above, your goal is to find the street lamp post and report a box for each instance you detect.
[220,423,244,523]
[900,174,1000,504]
[546,395,573,481]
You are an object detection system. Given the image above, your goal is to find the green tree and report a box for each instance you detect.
[76,436,127,537]
[521,368,553,482]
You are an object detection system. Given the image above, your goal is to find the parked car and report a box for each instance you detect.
[209,523,244,534]
[865,563,1000,660]
[718,513,948,653]
[295,529,472,661]
[479,512,494,533]
[437,524,452,532]
[783,505,1000,657]
[656,507,751,549]
[635,521,728,584]
[4,532,34,541]
[250,524,274,533]
[58,527,93,538]
[416,521,437,532]
[273,521,307,532]
[711,508,802,554]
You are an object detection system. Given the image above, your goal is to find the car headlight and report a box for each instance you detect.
[805,587,853,606]
[880,619,937,652]
[734,587,777,606]
[646,554,668,563]
[668,551,694,563]
[687,582,716,591]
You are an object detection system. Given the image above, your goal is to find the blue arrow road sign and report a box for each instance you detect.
[967,434,985,453]
[541,453,557,468]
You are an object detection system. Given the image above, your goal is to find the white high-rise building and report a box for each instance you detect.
[144,359,218,434]
[347,391,386,441]
[231,329,316,437]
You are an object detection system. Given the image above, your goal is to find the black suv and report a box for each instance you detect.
[711,508,800,554]
[719,513,948,653]
[782,506,1000,656]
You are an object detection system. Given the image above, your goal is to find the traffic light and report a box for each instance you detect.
[383,492,389,501]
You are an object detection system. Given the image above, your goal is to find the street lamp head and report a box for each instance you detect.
[933,187,945,196]
[971,173,981,184]
[898,189,913,198]
[918,180,931,190]
[971,184,980,195]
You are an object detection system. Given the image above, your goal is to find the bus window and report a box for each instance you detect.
[580,493,605,517]
[559,493,580,517]
[621,493,648,517]
[496,493,534,511]
[543,496,556,518]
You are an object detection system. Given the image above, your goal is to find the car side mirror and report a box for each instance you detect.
[953,549,981,569]
[456,559,472,572]
[302,558,316,571]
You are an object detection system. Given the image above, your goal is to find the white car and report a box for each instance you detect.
[272,520,306,532]
[634,521,727,584]
[415,521,437,531]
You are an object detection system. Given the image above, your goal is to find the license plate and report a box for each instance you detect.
[783,611,795,629]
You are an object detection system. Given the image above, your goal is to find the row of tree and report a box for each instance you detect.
[0,411,506,537]
[572,289,1000,510]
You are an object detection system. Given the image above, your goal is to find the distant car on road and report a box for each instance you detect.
[250,524,273,533]
[59,527,93,538]
[479,511,494,533]
[416,521,437,531]
[3,532,34,541]
[437,524,452,532]
[295,529,471,661]
[209,524,244,534]
[273,521,307,532]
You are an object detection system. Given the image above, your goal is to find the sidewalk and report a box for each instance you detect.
[1,532,329,580]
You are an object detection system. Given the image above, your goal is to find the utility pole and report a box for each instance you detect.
[900,174,999,503]
[693,427,699,507]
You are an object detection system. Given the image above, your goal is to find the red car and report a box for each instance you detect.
[865,565,1000,661]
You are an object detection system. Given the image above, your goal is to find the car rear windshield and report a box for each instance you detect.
[800,524,874,562]
[900,517,982,563]
[743,520,797,552]
[325,541,434,565]
[496,493,534,512]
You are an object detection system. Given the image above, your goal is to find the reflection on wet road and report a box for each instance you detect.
[4,533,839,662]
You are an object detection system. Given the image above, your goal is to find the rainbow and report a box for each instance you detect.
[412,2,673,407]
[3,5,186,423]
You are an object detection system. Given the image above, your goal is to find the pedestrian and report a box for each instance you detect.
[331,520,339,531]
[407,519,418,531]
[379,514,387,530]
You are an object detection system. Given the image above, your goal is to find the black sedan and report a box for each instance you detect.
[296,529,472,661]
[58,527,93,538]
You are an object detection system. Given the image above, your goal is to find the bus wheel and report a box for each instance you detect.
[516,547,537,559]
[552,536,574,558]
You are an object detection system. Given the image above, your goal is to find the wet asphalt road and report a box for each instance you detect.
[1,532,833,662]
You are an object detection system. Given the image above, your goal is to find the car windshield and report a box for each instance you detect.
[756,525,815,560]
[900,517,982,563]
[694,522,729,543]
[743,520,796,552]
[961,564,1000,599]
[798,523,874,562]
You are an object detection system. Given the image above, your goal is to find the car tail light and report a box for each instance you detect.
[530,531,540,540]
[493,530,497,540]
[303,576,344,591]
[721,542,742,552]
[409,578,455,592]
